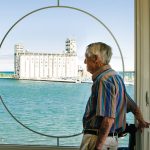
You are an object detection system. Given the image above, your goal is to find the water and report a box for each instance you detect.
[0,71,14,75]
[0,78,134,146]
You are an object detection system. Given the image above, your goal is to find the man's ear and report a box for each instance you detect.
[94,55,100,63]
[95,56,104,66]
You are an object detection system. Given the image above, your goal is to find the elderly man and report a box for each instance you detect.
[80,42,150,150]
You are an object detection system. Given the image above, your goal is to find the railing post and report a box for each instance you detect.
[57,0,60,6]
[57,137,59,146]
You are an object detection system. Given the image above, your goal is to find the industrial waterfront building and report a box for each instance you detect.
[14,39,79,81]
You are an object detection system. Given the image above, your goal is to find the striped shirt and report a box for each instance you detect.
[83,65,128,133]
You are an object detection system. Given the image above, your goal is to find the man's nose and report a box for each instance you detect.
[84,59,86,64]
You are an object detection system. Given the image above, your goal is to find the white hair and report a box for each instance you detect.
[85,42,112,64]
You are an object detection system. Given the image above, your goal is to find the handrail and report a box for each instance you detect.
[0,96,83,146]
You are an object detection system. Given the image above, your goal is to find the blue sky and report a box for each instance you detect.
[0,0,134,71]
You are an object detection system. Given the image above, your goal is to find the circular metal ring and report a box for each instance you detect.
[0,5,125,138]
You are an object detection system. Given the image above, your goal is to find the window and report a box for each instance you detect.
[0,0,134,147]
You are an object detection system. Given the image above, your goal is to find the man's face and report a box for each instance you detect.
[84,55,98,74]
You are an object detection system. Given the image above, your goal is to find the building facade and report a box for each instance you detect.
[14,39,78,81]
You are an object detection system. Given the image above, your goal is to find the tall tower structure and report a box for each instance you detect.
[14,44,25,79]
[65,38,77,54]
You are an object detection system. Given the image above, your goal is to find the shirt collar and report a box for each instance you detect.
[92,64,111,81]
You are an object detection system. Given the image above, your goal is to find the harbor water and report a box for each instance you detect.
[0,78,134,147]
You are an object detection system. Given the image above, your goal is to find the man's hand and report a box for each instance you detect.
[95,144,103,150]
[138,120,150,132]
[95,117,114,150]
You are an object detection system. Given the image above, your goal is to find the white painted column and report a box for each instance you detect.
[136,0,150,149]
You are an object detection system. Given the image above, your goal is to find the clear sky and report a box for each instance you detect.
[0,0,134,71]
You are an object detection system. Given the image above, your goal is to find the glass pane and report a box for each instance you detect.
[0,0,134,148]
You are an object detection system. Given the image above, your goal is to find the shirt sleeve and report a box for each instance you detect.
[96,80,116,118]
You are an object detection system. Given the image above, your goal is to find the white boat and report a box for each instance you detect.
[81,79,93,83]
[124,81,134,85]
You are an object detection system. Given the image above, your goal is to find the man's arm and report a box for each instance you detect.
[126,93,150,129]
[96,117,114,150]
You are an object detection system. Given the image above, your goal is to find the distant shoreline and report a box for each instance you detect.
[0,71,14,78]
[0,71,135,84]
